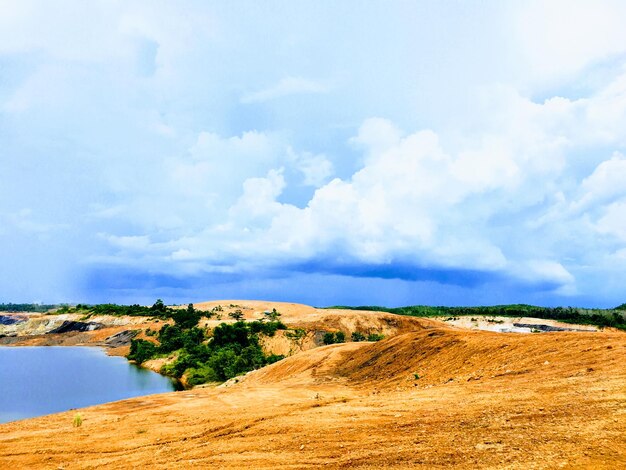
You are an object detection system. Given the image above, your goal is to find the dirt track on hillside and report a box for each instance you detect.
[1,302,625,468]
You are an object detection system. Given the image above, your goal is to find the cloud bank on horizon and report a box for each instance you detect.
[1,0,626,307]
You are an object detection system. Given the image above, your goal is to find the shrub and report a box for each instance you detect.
[73,413,83,427]
[248,320,286,336]
[367,333,385,342]
[323,332,336,345]
[323,331,345,344]
[263,308,282,321]
[351,331,366,342]
[172,303,201,329]
[212,322,251,348]
[128,339,157,364]
[228,309,244,321]
[157,325,204,353]
[266,354,285,364]
[286,328,306,340]
[186,365,219,386]
[150,299,167,314]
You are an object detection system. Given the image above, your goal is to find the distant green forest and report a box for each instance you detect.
[0,303,59,313]
[326,304,626,330]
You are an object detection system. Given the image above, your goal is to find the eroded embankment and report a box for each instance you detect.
[0,301,428,363]
[242,323,626,390]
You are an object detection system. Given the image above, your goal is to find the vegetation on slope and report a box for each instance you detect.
[128,304,286,386]
[55,299,174,318]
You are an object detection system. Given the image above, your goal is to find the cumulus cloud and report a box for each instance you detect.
[141,69,626,297]
[286,147,334,187]
[3,1,626,305]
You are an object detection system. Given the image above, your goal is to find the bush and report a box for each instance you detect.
[323,331,345,344]
[228,309,244,321]
[212,322,252,348]
[367,333,385,342]
[263,308,282,321]
[185,365,219,386]
[128,339,157,364]
[323,332,336,345]
[266,354,285,364]
[172,303,201,329]
[157,325,204,353]
[248,320,287,336]
[351,331,366,342]
[286,328,306,340]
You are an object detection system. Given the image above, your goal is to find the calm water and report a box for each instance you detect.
[0,346,177,424]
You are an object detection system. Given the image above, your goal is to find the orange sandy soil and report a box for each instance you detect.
[1,303,625,468]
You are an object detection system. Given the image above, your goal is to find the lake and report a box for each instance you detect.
[0,346,177,424]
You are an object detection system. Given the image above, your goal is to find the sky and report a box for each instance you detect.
[1,0,626,308]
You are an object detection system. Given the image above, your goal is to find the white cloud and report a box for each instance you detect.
[286,147,334,187]
[105,235,152,251]
[512,0,626,85]
[176,70,626,293]
[595,200,626,241]
[575,152,626,210]
[67,61,626,300]
[3,1,626,305]
[229,169,287,227]
[240,76,329,104]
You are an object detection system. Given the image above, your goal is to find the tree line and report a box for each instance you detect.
[328,303,626,330]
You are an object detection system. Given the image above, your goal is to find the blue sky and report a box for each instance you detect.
[2,1,626,307]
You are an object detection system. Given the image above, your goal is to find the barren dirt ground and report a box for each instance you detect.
[1,302,625,469]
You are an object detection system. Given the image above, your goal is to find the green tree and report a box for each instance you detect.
[323,332,336,345]
[229,309,244,321]
[128,339,157,364]
[262,308,282,322]
[172,303,201,329]
[351,331,366,342]
[150,299,166,313]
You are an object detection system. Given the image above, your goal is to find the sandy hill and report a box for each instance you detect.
[0,302,625,468]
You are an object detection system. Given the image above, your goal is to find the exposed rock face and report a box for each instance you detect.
[47,321,104,334]
[0,314,27,326]
[105,330,139,348]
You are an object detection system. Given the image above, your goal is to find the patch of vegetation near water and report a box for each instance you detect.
[128,304,287,386]
[326,304,626,330]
